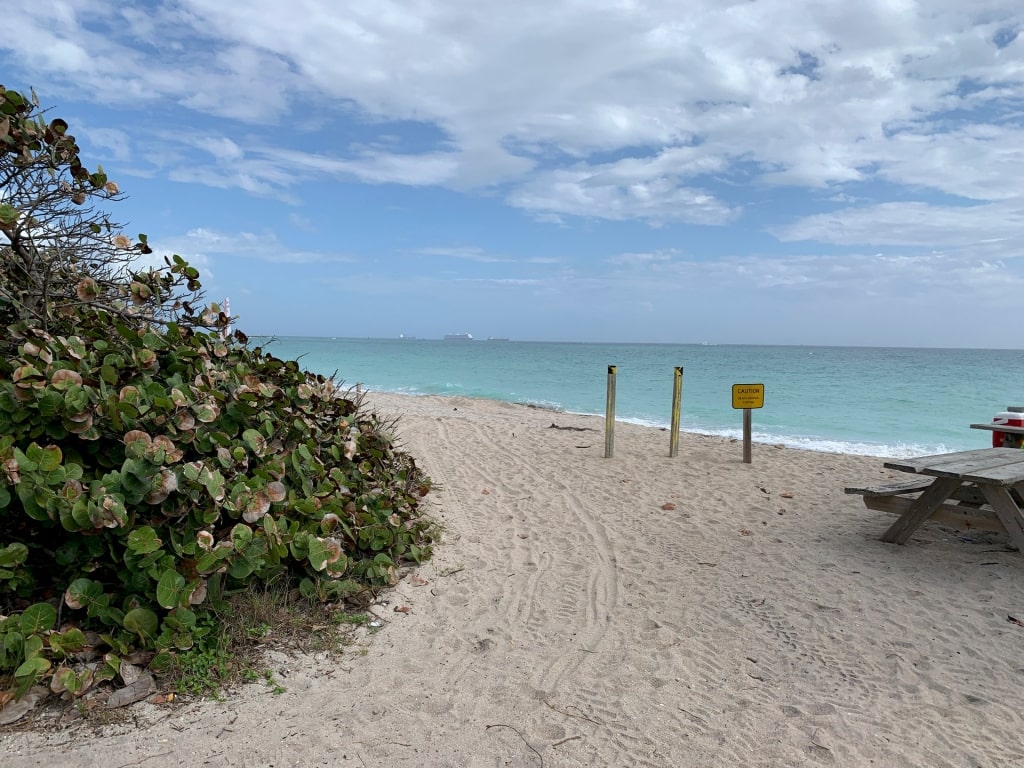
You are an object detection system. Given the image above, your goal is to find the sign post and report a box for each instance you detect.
[731,384,765,464]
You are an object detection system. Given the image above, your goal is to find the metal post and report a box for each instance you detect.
[604,365,617,458]
[742,408,752,464]
[669,366,683,457]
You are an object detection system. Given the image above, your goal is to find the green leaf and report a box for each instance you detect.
[163,607,196,631]
[13,446,38,472]
[63,386,90,414]
[67,498,92,531]
[202,468,225,500]
[48,628,87,657]
[37,391,63,420]
[0,203,20,227]
[307,537,330,572]
[123,608,159,641]
[1,630,25,668]
[14,656,51,693]
[22,633,44,659]
[242,428,267,456]
[227,559,255,579]
[156,569,187,609]
[38,445,62,472]
[0,542,28,568]
[230,523,252,549]
[90,652,119,683]
[20,602,57,634]
[298,578,317,600]
[64,577,104,610]
[195,551,220,573]
[127,526,162,555]
[53,666,91,696]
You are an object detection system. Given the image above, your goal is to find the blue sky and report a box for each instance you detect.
[3,0,1023,347]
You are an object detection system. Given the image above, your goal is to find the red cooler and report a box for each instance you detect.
[992,407,1024,448]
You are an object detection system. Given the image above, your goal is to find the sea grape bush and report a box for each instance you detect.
[0,306,435,697]
[0,86,435,699]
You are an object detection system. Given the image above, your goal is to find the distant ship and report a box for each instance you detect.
[444,332,474,341]
[487,337,510,342]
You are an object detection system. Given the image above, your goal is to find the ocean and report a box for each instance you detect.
[252,337,1024,459]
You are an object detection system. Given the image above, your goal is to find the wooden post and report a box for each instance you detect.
[669,366,683,457]
[742,408,752,464]
[604,365,617,458]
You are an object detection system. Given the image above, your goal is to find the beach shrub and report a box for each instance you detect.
[0,86,435,700]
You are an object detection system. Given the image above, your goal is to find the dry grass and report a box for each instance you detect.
[1,582,378,733]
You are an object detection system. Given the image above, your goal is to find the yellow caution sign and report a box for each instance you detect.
[732,383,764,409]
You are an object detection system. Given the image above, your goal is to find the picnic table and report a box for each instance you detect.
[846,447,1024,553]
[969,422,1024,448]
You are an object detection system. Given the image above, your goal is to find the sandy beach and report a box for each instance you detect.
[3,392,1023,767]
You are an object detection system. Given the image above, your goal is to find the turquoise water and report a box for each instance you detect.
[254,337,1024,458]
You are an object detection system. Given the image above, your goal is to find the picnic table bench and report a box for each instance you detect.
[846,447,1024,552]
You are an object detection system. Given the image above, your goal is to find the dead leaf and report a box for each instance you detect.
[481,489,490,495]
[119,661,144,687]
[660,503,676,511]
[739,529,751,536]
[106,672,156,709]
[780,492,794,499]
[410,574,429,587]
[517,533,529,539]
[0,687,49,725]
[394,605,411,614]
[123,650,155,666]
[1008,615,1023,627]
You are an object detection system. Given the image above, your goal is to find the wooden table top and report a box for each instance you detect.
[969,423,1024,434]
[884,447,1024,486]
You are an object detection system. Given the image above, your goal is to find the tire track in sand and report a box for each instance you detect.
[412,410,619,676]
[454,413,619,693]
[390,404,671,766]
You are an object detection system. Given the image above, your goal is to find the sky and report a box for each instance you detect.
[2,1,1023,348]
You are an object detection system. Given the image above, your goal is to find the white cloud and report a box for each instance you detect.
[410,246,510,263]
[775,200,1024,249]
[509,168,736,224]
[159,227,354,265]
[591,246,1024,311]
[454,277,543,286]
[4,0,1023,232]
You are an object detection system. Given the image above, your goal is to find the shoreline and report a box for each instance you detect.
[367,389,936,459]
[265,337,1015,458]
[4,392,1022,767]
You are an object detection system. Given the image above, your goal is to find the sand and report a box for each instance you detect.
[3,392,1023,767]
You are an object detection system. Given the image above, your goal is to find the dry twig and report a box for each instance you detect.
[485,723,544,767]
